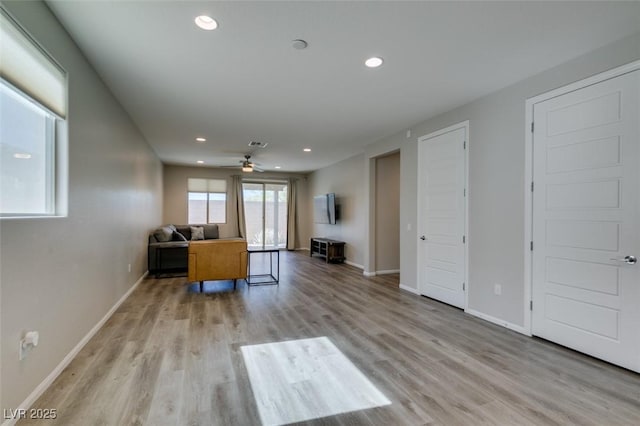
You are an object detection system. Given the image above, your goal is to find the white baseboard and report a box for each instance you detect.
[399,284,420,295]
[396,288,530,336]
[376,269,400,275]
[359,269,400,277]
[465,308,531,336]
[2,272,148,426]
[344,260,364,270]
[295,247,309,251]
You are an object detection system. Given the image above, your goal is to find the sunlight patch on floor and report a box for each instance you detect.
[241,336,391,426]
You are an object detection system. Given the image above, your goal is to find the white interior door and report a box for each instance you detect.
[532,70,640,372]
[417,125,467,309]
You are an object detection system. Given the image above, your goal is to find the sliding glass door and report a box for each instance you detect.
[243,182,288,249]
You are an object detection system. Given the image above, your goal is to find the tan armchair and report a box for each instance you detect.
[188,239,248,292]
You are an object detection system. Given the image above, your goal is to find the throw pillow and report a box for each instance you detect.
[153,226,173,242]
[190,226,205,241]
[172,231,188,241]
[203,224,219,239]
[175,226,191,240]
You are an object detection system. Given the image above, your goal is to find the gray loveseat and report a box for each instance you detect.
[148,224,220,276]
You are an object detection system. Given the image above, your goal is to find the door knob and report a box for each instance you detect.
[420,235,426,241]
[610,255,637,265]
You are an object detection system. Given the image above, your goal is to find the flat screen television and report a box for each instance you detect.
[314,193,337,224]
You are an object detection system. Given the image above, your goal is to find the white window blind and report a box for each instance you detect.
[0,8,67,118]
[187,178,227,223]
[188,178,226,193]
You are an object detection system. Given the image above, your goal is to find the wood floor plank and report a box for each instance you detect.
[146,369,185,426]
[17,251,640,426]
[115,350,164,425]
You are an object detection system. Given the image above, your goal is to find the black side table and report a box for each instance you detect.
[154,243,188,278]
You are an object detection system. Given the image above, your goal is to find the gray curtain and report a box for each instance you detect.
[287,178,297,250]
[232,175,246,238]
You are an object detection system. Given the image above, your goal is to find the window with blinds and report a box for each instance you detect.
[0,8,67,217]
[187,178,227,224]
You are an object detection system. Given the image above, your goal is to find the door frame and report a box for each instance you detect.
[416,120,469,310]
[524,60,640,335]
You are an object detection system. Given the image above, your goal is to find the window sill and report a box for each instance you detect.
[0,215,67,220]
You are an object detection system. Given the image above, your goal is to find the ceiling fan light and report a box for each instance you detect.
[242,165,253,172]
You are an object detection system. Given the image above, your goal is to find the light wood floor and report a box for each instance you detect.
[21,251,640,425]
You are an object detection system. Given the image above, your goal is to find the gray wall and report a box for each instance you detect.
[163,165,311,248]
[0,0,163,412]
[310,31,640,329]
[375,152,400,272]
[309,153,366,266]
[397,31,640,328]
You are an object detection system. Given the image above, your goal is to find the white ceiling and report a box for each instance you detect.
[46,1,640,173]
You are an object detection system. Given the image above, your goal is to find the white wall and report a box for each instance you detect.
[309,154,366,267]
[0,0,163,413]
[163,165,311,248]
[310,31,640,330]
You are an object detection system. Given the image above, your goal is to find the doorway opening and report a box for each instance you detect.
[374,151,400,282]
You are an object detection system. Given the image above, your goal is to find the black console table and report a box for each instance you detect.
[310,238,345,263]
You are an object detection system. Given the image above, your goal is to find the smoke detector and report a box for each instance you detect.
[292,39,308,50]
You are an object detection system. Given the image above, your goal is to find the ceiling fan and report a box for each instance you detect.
[218,153,264,172]
[239,154,263,173]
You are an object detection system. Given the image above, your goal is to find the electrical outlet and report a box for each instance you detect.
[407,223,412,231]
[19,340,26,361]
[406,129,412,138]
[128,263,131,273]
[494,284,502,295]
[19,331,39,360]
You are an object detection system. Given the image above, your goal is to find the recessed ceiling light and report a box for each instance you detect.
[13,153,31,159]
[365,57,384,68]
[195,137,206,142]
[197,160,204,164]
[195,15,218,31]
[303,148,311,152]
[275,166,281,169]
